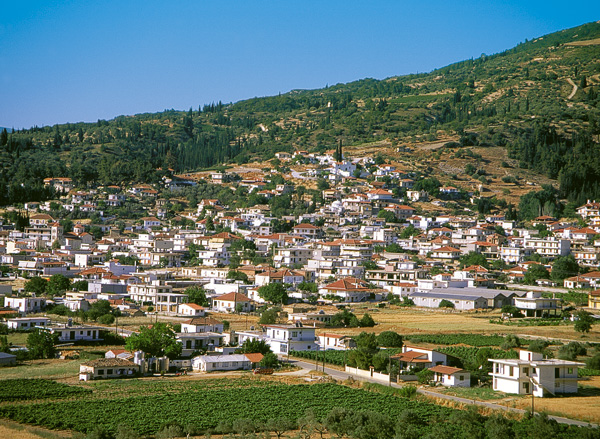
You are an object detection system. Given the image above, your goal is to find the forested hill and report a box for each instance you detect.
[1,21,600,205]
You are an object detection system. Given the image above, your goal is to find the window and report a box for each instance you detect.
[555,368,560,378]
[523,367,529,376]
[98,370,104,375]
[459,376,464,381]
[509,366,513,377]
[555,381,560,388]
[107,369,113,375]
[568,368,574,374]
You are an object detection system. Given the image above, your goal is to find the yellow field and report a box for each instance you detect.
[336,305,600,342]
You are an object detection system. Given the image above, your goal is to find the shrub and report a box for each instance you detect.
[417,369,434,384]
[397,385,417,398]
[98,314,115,325]
[439,299,455,309]
[500,334,521,350]
[377,331,403,348]
[586,354,600,370]
[558,342,587,361]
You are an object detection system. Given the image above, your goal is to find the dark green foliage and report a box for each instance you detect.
[459,251,488,269]
[527,339,550,354]
[98,314,115,325]
[0,383,457,435]
[0,379,91,402]
[360,313,376,327]
[125,322,181,360]
[26,329,57,359]
[439,299,455,308]
[258,283,288,305]
[377,331,403,348]
[184,286,210,307]
[24,276,48,295]
[523,264,550,285]
[259,308,279,325]
[87,299,113,321]
[500,334,521,350]
[574,310,594,334]
[236,339,272,355]
[46,274,72,296]
[517,185,561,220]
[259,352,279,368]
[330,309,359,327]
[405,333,505,347]
[558,342,586,360]
[551,255,580,282]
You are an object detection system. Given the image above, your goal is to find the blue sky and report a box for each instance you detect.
[1,1,599,129]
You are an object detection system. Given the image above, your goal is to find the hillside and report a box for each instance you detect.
[0,21,599,208]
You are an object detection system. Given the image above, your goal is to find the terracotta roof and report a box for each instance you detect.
[181,303,205,310]
[214,292,250,302]
[184,317,222,325]
[325,277,369,291]
[244,353,264,364]
[429,365,464,375]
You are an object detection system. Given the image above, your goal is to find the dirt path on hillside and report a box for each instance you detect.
[566,78,578,99]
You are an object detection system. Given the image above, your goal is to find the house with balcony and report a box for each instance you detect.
[489,350,583,397]
[513,291,560,317]
[263,323,317,354]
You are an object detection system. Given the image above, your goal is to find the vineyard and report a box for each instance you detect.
[290,349,348,366]
[438,347,519,366]
[0,379,91,402]
[404,333,506,347]
[0,383,454,436]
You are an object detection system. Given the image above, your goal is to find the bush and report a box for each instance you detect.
[528,339,550,354]
[98,314,115,325]
[586,354,600,370]
[377,331,403,348]
[397,385,417,398]
[558,342,587,361]
[439,299,455,309]
[359,313,375,327]
[417,369,434,384]
[500,334,521,350]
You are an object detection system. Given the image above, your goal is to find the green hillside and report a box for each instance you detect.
[0,21,599,206]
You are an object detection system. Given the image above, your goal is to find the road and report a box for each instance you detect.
[567,78,578,100]
[288,358,597,428]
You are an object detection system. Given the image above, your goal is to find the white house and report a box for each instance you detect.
[178,303,206,317]
[180,317,224,334]
[40,321,103,342]
[5,296,46,314]
[177,332,225,356]
[391,345,450,372]
[6,317,50,330]
[212,292,255,313]
[317,333,356,350]
[429,365,470,387]
[191,354,253,372]
[513,291,560,317]
[79,358,139,381]
[489,350,583,397]
[260,323,317,354]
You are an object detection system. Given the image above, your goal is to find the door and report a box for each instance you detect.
[70,331,75,340]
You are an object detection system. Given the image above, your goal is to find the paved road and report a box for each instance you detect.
[289,359,597,428]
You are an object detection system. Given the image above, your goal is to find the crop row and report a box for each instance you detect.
[0,383,454,436]
[0,379,91,402]
[404,333,506,347]
[437,347,519,367]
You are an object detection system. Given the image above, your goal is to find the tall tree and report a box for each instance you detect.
[125,323,182,359]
